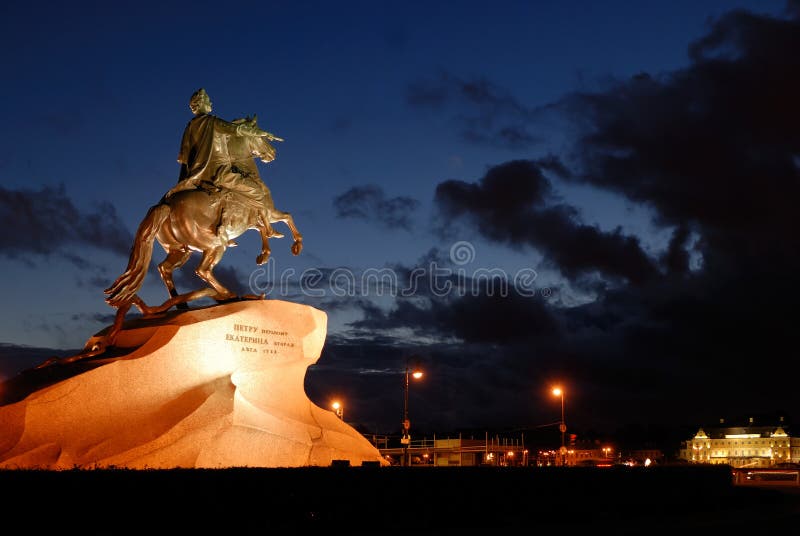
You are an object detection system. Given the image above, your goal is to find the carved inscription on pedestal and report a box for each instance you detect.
[224,323,297,357]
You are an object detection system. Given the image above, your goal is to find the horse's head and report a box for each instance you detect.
[233,115,277,163]
[232,115,259,129]
[249,134,276,163]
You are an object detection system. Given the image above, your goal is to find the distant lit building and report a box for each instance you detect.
[374,435,530,466]
[621,449,664,466]
[372,432,665,468]
[535,440,628,467]
[680,417,800,468]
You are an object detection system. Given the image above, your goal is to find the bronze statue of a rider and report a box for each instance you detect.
[36,88,303,366]
[165,88,284,247]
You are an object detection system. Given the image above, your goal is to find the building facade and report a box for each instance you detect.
[680,418,800,468]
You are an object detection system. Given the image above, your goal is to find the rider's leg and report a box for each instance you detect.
[217,207,239,247]
[269,209,303,255]
[259,209,283,238]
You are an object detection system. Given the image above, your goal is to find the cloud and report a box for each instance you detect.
[548,10,800,425]
[309,7,800,437]
[350,289,558,346]
[333,184,420,231]
[561,9,800,280]
[435,159,658,285]
[660,225,692,275]
[0,184,133,259]
[407,71,542,150]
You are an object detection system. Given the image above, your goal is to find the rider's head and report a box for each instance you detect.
[189,88,212,115]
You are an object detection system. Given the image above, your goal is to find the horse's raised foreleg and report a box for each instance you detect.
[158,247,192,309]
[195,245,236,301]
[270,209,303,255]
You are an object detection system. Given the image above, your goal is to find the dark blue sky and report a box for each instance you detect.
[1,1,797,441]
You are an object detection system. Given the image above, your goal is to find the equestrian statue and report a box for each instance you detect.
[54,88,302,364]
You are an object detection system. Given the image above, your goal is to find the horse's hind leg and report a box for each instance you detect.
[158,247,192,309]
[196,245,236,301]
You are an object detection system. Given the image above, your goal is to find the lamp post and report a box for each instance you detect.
[552,387,566,466]
[401,362,424,466]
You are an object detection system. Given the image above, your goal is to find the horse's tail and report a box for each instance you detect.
[104,203,171,308]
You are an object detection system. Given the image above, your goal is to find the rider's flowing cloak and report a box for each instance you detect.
[168,114,270,210]
[176,113,239,188]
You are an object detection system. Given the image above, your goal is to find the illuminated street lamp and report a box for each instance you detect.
[552,386,566,466]
[332,401,343,420]
[401,361,424,466]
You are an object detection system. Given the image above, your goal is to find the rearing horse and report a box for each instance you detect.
[84,125,302,357]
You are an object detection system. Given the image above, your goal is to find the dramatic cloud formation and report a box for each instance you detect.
[307,6,800,437]
[0,184,133,259]
[407,72,541,150]
[563,9,800,280]
[333,184,420,230]
[435,159,659,285]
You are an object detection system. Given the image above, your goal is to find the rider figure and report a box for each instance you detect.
[166,88,282,246]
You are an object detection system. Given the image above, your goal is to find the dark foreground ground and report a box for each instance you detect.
[2,465,798,534]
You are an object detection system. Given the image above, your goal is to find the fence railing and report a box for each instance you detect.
[733,468,800,486]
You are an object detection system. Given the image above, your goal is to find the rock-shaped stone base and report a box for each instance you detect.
[0,300,387,469]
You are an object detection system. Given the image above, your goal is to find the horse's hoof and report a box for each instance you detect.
[291,241,303,256]
[257,252,270,265]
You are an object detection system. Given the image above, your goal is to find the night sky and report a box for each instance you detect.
[1,1,798,445]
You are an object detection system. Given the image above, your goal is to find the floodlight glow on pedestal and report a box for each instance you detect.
[332,401,343,420]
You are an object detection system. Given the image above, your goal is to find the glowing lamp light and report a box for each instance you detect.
[401,361,424,465]
[551,386,566,465]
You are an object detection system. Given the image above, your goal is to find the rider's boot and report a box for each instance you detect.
[218,209,238,247]
[260,210,284,239]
